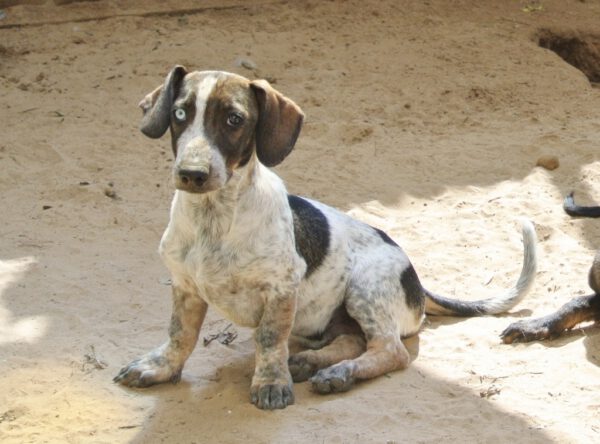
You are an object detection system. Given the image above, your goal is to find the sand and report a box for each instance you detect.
[1,0,599,442]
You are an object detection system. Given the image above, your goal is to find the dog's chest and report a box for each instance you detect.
[163,237,266,327]
[160,207,300,328]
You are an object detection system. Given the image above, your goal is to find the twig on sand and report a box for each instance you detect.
[203,323,238,346]
[82,345,108,371]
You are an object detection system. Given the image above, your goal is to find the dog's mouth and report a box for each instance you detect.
[175,181,210,194]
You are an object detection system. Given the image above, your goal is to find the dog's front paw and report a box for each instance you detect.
[310,363,355,394]
[501,319,554,344]
[288,354,318,382]
[250,381,294,410]
[114,348,182,388]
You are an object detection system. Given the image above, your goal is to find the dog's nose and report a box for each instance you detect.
[178,169,208,187]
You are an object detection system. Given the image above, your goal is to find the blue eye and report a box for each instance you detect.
[174,108,186,121]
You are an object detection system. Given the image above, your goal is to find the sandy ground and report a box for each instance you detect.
[1,0,599,442]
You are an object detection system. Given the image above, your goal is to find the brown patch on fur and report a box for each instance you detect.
[204,76,258,170]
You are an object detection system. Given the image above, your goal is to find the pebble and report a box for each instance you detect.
[536,155,559,170]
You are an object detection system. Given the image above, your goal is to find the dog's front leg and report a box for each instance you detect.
[114,285,208,387]
[251,292,297,410]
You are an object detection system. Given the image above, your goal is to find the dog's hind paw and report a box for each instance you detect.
[250,382,295,410]
[310,363,355,394]
[114,350,182,388]
[288,355,318,382]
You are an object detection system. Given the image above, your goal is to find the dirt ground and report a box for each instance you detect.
[1,0,599,442]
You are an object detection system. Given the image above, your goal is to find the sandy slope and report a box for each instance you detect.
[1,0,599,442]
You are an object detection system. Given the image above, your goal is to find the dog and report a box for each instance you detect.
[114,66,537,409]
[501,192,600,343]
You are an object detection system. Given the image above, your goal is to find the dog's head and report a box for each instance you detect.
[139,66,304,194]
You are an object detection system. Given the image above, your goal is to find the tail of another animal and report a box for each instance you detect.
[424,219,537,316]
[563,192,600,218]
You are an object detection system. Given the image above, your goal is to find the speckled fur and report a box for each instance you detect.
[115,67,537,409]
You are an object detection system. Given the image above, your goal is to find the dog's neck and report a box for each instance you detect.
[171,154,283,240]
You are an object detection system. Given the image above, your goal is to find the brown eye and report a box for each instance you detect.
[227,112,244,127]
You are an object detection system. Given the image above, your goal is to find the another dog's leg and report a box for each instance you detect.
[114,286,207,387]
[288,334,366,382]
[251,294,297,410]
[501,294,600,343]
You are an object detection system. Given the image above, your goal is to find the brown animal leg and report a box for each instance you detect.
[501,293,600,343]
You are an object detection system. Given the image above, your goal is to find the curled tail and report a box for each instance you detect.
[424,219,537,316]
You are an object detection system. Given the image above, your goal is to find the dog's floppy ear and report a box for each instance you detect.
[139,65,187,139]
[250,80,304,167]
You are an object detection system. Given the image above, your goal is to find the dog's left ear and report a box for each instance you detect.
[250,80,304,167]
[139,65,188,139]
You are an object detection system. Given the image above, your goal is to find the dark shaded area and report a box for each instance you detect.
[538,29,600,84]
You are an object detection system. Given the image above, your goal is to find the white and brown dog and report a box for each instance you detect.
[114,66,538,409]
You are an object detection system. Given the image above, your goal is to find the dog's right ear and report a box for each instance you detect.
[139,65,187,139]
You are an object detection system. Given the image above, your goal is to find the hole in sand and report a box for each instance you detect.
[538,29,600,84]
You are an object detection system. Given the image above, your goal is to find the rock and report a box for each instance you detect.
[536,155,559,170]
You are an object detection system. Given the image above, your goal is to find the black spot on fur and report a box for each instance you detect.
[288,195,330,278]
[372,227,399,247]
[400,264,425,310]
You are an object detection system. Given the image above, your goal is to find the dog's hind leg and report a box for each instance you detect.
[308,269,419,394]
[288,334,366,382]
[309,334,410,393]
[289,304,366,382]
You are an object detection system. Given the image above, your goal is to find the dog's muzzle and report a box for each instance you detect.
[179,168,208,187]
[175,167,210,192]
[173,138,215,193]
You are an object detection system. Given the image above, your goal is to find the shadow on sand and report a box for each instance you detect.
[125,333,553,444]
